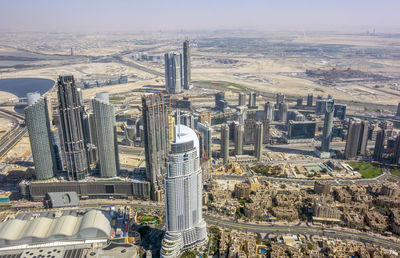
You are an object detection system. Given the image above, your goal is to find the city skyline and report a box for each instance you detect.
[0,3,400,254]
[0,1,400,32]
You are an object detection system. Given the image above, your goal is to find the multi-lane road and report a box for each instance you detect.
[205,215,400,251]
[90,201,400,251]
[0,109,26,159]
[8,199,400,251]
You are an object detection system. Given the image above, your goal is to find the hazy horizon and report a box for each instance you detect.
[0,0,399,33]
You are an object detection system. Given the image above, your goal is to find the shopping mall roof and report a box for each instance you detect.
[0,209,111,245]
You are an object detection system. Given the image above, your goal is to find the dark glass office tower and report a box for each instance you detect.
[183,39,191,90]
[321,99,335,152]
[373,130,385,162]
[57,75,89,180]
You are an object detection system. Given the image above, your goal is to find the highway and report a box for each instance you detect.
[204,215,400,251]
[112,56,164,77]
[0,109,26,159]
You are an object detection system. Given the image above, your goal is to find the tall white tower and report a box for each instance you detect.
[161,124,207,257]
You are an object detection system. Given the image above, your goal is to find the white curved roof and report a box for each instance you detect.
[21,217,53,239]
[49,215,79,237]
[0,219,27,240]
[79,210,111,238]
[174,124,200,157]
[0,209,111,242]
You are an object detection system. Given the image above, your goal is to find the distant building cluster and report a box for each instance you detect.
[164,40,191,94]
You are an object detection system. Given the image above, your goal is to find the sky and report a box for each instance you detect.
[0,0,399,32]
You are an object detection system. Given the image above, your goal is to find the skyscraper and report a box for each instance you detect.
[296,98,303,106]
[234,122,244,155]
[307,93,313,106]
[321,99,335,152]
[165,52,183,94]
[244,120,270,144]
[344,119,362,159]
[161,124,207,257]
[197,122,212,161]
[183,40,191,90]
[334,104,347,120]
[220,124,229,163]
[315,99,328,115]
[142,94,170,200]
[264,102,274,122]
[238,92,246,106]
[358,120,369,156]
[248,92,257,108]
[92,92,120,177]
[215,92,228,111]
[57,75,89,180]
[396,103,400,117]
[276,93,285,106]
[278,102,288,122]
[393,135,400,164]
[25,96,57,180]
[373,130,385,162]
[254,122,263,161]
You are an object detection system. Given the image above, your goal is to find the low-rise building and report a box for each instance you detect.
[314,181,331,195]
[364,211,388,232]
[272,207,298,221]
[234,183,251,199]
[244,202,263,218]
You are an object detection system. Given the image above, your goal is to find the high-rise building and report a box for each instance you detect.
[238,92,246,106]
[296,98,303,106]
[393,135,400,164]
[358,120,369,156]
[248,92,257,108]
[161,124,207,257]
[254,122,263,161]
[215,92,228,111]
[234,122,244,155]
[307,94,313,107]
[334,104,347,120]
[183,40,191,90]
[321,100,335,152]
[82,111,98,167]
[57,75,89,180]
[276,93,285,106]
[165,52,183,94]
[228,122,236,141]
[198,111,211,125]
[237,106,248,124]
[92,92,120,177]
[287,110,305,123]
[278,102,288,122]
[396,103,400,117]
[197,123,212,161]
[264,102,274,122]
[142,94,169,200]
[244,120,269,144]
[25,96,57,180]
[315,99,328,115]
[287,121,316,140]
[220,124,229,163]
[373,130,385,162]
[344,119,362,159]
